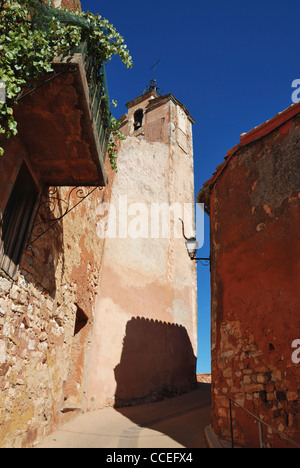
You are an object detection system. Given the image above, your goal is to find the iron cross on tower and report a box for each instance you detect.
[145,60,161,95]
[151,60,160,80]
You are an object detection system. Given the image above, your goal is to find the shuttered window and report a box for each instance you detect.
[0,162,39,279]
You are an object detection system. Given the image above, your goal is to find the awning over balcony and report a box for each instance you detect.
[13,44,110,187]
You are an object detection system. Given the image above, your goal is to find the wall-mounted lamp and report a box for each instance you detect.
[179,218,210,266]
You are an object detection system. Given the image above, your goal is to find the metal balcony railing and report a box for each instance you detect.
[213,385,300,448]
[76,41,112,159]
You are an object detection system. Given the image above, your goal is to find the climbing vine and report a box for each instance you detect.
[0,0,132,168]
[107,115,126,172]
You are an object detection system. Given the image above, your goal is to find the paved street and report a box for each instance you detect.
[36,383,211,448]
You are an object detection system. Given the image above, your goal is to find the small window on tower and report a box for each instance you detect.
[134,109,143,131]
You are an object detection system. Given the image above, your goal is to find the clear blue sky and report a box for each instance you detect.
[81,0,300,373]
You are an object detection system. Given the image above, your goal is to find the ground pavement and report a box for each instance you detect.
[36,383,211,449]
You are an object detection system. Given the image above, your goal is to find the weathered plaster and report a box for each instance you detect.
[88,93,197,409]
[209,116,300,448]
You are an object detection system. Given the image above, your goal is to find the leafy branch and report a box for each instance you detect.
[107,115,126,172]
[0,0,132,169]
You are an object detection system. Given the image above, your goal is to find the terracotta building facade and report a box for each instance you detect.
[198,102,300,448]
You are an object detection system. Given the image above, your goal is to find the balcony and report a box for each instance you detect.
[13,41,111,187]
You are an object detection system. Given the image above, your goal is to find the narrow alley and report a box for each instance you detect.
[36,384,211,449]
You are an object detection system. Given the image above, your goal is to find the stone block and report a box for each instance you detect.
[286,391,298,402]
[0,277,11,294]
[225,364,234,375]
[244,383,264,393]
[0,298,7,316]
[257,373,269,384]
[0,340,6,364]
[271,370,282,382]
[243,375,251,384]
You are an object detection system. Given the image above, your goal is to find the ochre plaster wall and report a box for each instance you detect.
[88,94,198,409]
[210,116,300,448]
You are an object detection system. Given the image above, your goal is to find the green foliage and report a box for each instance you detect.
[107,116,126,172]
[0,0,132,169]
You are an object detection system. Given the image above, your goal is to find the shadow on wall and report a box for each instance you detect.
[20,186,66,298]
[114,317,197,408]
[0,179,64,297]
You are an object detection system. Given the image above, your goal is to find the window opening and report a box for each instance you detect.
[74,305,89,336]
[0,162,39,279]
[134,109,143,131]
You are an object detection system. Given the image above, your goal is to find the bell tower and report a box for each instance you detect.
[88,87,198,408]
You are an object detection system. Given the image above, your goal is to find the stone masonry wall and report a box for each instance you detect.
[210,115,300,448]
[0,0,121,448]
[0,144,115,447]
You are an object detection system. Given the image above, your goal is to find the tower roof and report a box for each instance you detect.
[124,91,195,124]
